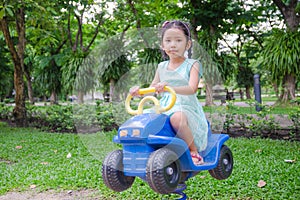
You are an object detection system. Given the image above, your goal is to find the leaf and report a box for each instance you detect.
[255,149,262,153]
[257,180,266,188]
[0,8,4,19]
[66,153,72,158]
[30,185,37,189]
[284,159,296,163]
[5,7,14,17]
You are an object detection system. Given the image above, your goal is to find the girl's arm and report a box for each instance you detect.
[152,61,200,95]
[172,61,200,95]
[151,70,169,93]
[150,70,160,87]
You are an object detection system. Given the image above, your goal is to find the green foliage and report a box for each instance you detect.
[0,103,13,120]
[0,36,14,100]
[261,29,300,82]
[0,103,118,133]
[288,105,300,135]
[137,48,162,85]
[206,101,298,140]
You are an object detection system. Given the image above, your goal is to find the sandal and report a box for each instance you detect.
[191,152,204,165]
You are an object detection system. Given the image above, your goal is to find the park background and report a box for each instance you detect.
[0,0,299,199]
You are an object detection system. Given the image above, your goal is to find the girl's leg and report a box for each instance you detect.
[170,112,203,165]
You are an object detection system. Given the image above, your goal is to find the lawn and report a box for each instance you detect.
[0,121,299,199]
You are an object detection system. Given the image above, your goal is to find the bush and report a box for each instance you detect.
[207,102,299,141]
[288,106,300,138]
[0,102,13,120]
[1,102,119,133]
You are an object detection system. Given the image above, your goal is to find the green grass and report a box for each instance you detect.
[0,122,299,199]
[202,102,297,115]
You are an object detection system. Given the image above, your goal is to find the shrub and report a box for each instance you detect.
[1,102,119,133]
[0,102,13,120]
[288,106,300,139]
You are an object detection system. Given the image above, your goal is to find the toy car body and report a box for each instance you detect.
[102,87,233,198]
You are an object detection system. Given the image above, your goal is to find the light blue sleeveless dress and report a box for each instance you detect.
[157,58,208,152]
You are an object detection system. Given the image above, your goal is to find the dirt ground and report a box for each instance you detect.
[0,189,104,200]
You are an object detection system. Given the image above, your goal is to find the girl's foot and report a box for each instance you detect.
[191,152,204,165]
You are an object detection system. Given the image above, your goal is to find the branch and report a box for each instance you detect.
[127,0,150,48]
[79,9,84,50]
[120,24,130,41]
[85,17,104,51]
[54,38,67,54]
[289,0,298,8]
[74,14,81,51]
[272,0,287,11]
[220,34,238,57]
[249,32,264,49]
[0,17,20,67]
[67,10,73,48]
[272,0,288,19]
[15,7,25,64]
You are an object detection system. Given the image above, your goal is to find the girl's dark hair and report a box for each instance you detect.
[160,20,192,59]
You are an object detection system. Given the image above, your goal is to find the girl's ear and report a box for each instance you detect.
[186,40,192,50]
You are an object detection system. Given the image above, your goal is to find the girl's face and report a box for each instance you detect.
[161,27,191,59]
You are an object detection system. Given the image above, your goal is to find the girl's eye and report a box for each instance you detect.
[177,39,182,42]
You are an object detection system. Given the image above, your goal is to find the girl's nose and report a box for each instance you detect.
[170,41,176,47]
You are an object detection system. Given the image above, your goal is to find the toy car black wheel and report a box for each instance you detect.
[102,149,135,192]
[209,145,233,180]
[146,148,181,194]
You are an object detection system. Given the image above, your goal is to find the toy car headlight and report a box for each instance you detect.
[132,129,141,137]
[119,130,128,137]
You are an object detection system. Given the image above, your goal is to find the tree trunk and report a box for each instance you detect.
[239,89,244,100]
[0,7,27,127]
[78,91,84,104]
[109,79,115,102]
[272,0,300,32]
[273,82,279,97]
[13,65,27,126]
[205,82,214,106]
[245,86,251,99]
[280,73,296,103]
[49,91,57,105]
[24,67,34,104]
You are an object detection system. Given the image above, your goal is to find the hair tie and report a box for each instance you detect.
[162,21,170,28]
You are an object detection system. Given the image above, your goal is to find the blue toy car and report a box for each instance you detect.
[102,87,233,199]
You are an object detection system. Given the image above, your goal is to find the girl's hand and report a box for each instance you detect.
[154,82,168,94]
[129,86,140,96]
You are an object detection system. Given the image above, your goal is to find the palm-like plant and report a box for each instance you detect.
[261,29,300,103]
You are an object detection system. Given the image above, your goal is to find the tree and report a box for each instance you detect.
[60,0,107,104]
[184,0,238,106]
[0,1,27,126]
[113,0,180,86]
[24,1,69,105]
[261,0,300,103]
[218,1,268,99]
[273,0,300,31]
[0,35,14,101]
[261,30,300,103]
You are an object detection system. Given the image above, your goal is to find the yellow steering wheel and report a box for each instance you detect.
[125,86,176,115]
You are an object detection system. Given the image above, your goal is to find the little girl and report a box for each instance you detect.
[130,20,208,165]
